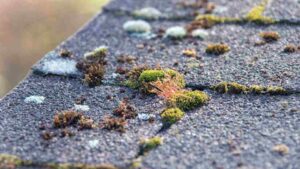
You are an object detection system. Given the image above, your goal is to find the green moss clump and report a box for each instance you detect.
[267,86,287,95]
[206,44,230,55]
[139,136,163,155]
[245,0,275,24]
[161,108,185,124]
[125,68,185,92]
[138,70,165,83]
[195,14,239,28]
[169,90,209,111]
[213,82,248,94]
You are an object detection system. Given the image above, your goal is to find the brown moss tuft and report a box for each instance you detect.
[83,64,105,87]
[76,47,107,87]
[259,31,280,43]
[53,111,82,128]
[100,116,127,133]
[206,43,230,55]
[113,100,137,119]
[283,44,297,53]
[78,116,95,130]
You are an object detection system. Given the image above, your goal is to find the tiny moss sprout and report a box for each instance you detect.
[123,20,151,33]
[206,43,230,55]
[139,136,163,155]
[161,108,185,124]
[168,90,209,111]
[283,44,297,53]
[182,49,197,57]
[138,70,165,83]
[165,26,187,39]
[249,85,266,94]
[259,31,280,42]
[133,7,162,20]
[272,144,289,155]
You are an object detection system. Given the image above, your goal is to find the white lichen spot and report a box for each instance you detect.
[74,104,90,112]
[34,51,79,76]
[130,32,157,39]
[165,26,187,39]
[24,95,45,104]
[191,29,209,39]
[87,140,99,148]
[133,7,162,19]
[123,20,151,33]
[138,113,155,121]
[42,59,77,75]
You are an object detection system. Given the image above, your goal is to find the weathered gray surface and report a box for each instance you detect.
[0,75,163,167]
[142,92,300,169]
[265,0,300,23]
[1,0,300,168]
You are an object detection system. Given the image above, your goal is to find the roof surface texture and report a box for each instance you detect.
[0,0,299,169]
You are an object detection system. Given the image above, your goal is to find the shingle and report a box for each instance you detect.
[142,92,300,169]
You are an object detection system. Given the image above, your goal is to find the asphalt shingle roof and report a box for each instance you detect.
[0,0,299,168]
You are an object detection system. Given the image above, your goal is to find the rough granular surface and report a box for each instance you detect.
[0,0,299,168]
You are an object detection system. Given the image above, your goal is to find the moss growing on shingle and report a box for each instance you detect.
[161,108,185,124]
[206,43,230,55]
[168,90,209,111]
[213,82,288,95]
[245,0,275,24]
[249,85,267,94]
[266,86,287,95]
[212,82,248,94]
[194,14,239,28]
[139,70,165,83]
[139,136,163,155]
[53,111,82,128]
[259,31,280,42]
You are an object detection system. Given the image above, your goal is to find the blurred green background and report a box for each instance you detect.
[0,0,109,97]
